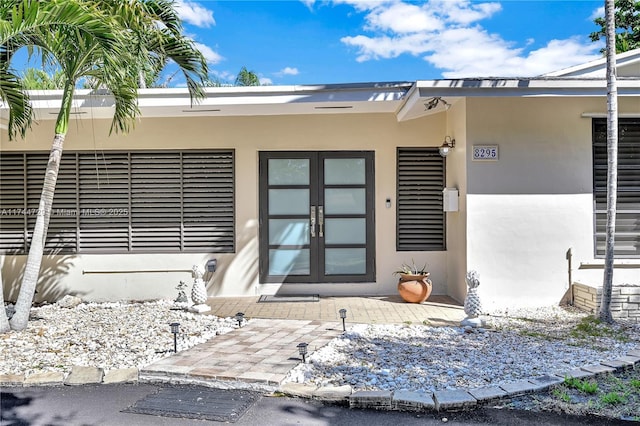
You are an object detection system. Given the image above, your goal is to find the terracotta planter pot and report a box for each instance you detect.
[397,273,432,303]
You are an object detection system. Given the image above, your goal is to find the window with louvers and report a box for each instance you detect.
[0,150,235,254]
[396,148,446,251]
[593,118,640,258]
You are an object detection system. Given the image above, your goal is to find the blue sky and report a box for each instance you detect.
[171,0,607,86]
[21,1,609,87]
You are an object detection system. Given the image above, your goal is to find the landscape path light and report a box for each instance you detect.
[170,322,180,353]
[339,309,347,332]
[297,342,308,363]
[235,312,245,327]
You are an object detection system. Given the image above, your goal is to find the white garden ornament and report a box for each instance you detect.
[189,264,211,313]
[461,270,484,328]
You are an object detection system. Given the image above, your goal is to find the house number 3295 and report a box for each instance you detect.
[473,145,498,160]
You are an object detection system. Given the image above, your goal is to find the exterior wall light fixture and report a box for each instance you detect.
[439,136,456,157]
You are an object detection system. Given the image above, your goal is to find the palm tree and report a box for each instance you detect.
[590,0,640,53]
[235,66,260,86]
[600,0,618,323]
[21,68,65,89]
[1,0,114,139]
[1,0,118,333]
[3,0,208,331]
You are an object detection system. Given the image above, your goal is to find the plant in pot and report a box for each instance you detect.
[394,260,432,303]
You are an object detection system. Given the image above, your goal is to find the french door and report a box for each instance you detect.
[259,151,375,283]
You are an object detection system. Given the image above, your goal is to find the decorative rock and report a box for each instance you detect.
[103,368,138,384]
[56,295,82,309]
[0,300,237,380]
[64,366,104,385]
[284,309,640,395]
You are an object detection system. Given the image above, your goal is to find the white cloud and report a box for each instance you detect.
[590,6,604,21]
[337,0,601,77]
[364,2,443,33]
[278,67,300,76]
[194,42,223,64]
[342,33,433,61]
[300,0,316,10]
[176,0,215,28]
[260,77,274,85]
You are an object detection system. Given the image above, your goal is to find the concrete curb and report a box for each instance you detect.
[278,348,640,412]
[2,349,640,414]
[0,367,138,387]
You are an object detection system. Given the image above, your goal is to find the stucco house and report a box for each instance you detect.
[1,50,640,310]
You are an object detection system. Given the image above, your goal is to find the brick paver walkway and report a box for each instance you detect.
[140,295,465,391]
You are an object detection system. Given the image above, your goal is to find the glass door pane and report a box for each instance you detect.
[319,153,373,279]
[260,153,317,282]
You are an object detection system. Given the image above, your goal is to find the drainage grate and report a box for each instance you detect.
[123,385,260,423]
[258,294,319,303]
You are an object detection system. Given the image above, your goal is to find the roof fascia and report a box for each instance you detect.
[415,78,640,97]
[544,49,640,77]
[1,83,412,118]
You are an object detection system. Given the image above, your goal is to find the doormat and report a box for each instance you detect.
[258,294,319,303]
[123,385,260,423]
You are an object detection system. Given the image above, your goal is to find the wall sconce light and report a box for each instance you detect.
[424,97,451,111]
[170,322,180,352]
[339,309,347,332]
[297,342,309,363]
[439,136,456,157]
[235,312,245,327]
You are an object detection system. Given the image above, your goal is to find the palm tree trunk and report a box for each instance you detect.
[0,266,10,333]
[9,134,65,331]
[600,0,618,323]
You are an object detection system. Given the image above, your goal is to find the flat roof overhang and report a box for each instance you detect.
[1,78,639,127]
[0,82,412,124]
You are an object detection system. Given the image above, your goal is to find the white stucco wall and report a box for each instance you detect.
[464,96,640,308]
[1,111,453,302]
[443,99,468,303]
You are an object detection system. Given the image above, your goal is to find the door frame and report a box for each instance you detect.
[258,151,376,284]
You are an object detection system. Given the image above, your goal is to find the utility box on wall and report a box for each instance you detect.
[443,188,459,212]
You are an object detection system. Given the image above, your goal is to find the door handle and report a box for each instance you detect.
[310,205,316,238]
[318,206,324,238]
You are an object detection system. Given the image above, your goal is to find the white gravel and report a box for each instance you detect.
[284,306,640,392]
[0,300,238,376]
[1,302,639,394]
